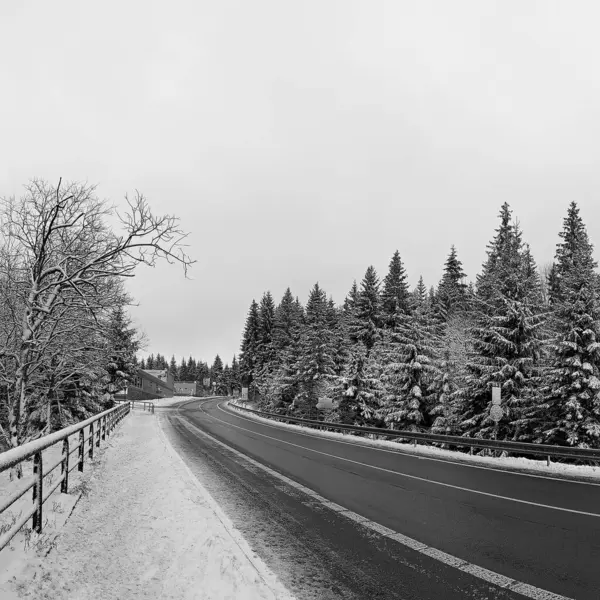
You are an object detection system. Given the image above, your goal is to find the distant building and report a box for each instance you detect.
[125,368,174,400]
[174,381,198,396]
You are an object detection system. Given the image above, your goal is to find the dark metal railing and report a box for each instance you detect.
[0,402,130,552]
[229,402,600,464]
[114,400,155,413]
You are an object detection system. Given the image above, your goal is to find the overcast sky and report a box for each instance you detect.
[2,1,600,366]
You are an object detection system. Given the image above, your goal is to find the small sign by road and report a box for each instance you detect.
[490,404,503,422]
[316,398,333,410]
[492,386,501,405]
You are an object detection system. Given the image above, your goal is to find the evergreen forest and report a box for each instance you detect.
[238,202,600,449]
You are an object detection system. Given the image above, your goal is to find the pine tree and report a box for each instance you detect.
[462,208,546,441]
[231,355,241,395]
[146,354,155,370]
[343,281,359,314]
[259,288,305,410]
[187,356,196,380]
[103,306,140,398]
[222,365,232,395]
[336,342,384,426]
[294,283,336,416]
[169,355,178,380]
[476,203,514,308]
[179,357,188,382]
[211,355,224,393]
[437,246,468,318]
[377,307,441,431]
[350,266,382,352]
[239,299,261,399]
[534,203,600,447]
[381,250,410,327]
[411,276,428,311]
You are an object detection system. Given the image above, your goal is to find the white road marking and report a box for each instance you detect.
[196,401,600,518]
[222,401,600,487]
[172,409,572,600]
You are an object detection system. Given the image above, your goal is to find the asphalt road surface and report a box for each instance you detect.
[159,398,600,600]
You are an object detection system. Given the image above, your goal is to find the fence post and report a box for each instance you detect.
[413,438,417,448]
[547,456,551,467]
[32,452,43,533]
[61,438,70,493]
[96,419,101,448]
[102,415,106,441]
[89,423,94,460]
[79,429,85,471]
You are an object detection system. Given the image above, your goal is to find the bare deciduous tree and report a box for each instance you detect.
[0,178,193,463]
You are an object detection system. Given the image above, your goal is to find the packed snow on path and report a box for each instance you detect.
[3,408,295,600]
[228,401,600,483]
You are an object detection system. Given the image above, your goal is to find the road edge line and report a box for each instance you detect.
[154,411,297,600]
[176,409,573,600]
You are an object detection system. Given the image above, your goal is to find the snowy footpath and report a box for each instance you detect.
[1,405,295,600]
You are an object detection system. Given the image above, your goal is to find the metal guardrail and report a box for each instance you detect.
[0,402,130,552]
[229,402,600,464]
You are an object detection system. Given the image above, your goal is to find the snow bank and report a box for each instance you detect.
[227,402,600,483]
[2,409,294,599]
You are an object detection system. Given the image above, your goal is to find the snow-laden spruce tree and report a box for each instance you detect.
[263,288,305,410]
[292,283,337,416]
[252,291,277,403]
[411,276,429,312]
[239,299,261,400]
[436,246,468,319]
[376,301,441,432]
[104,305,141,400]
[349,266,383,351]
[381,250,410,328]
[343,280,359,314]
[533,202,600,447]
[461,204,546,441]
[429,247,471,434]
[340,267,386,423]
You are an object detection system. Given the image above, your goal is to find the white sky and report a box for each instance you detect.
[2,1,600,365]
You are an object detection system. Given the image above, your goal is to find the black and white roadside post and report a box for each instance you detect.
[490,385,503,456]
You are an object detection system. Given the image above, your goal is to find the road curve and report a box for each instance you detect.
[162,398,600,600]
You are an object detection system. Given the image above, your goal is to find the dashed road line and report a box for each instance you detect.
[174,409,572,600]
[202,401,600,518]
[223,401,600,487]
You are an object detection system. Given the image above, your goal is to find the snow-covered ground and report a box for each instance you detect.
[0,430,85,591]
[227,401,600,483]
[1,405,295,600]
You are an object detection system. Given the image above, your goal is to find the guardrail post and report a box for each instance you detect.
[61,438,70,493]
[79,429,85,471]
[89,423,94,460]
[413,439,417,448]
[32,452,43,533]
[547,456,551,467]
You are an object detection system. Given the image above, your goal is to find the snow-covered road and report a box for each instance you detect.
[3,405,295,600]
